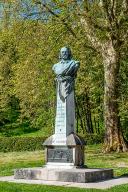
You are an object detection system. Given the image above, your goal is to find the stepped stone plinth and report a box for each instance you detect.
[14,167,113,183]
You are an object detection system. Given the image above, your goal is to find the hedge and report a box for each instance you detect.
[84,133,104,145]
[0,134,104,153]
[0,137,47,152]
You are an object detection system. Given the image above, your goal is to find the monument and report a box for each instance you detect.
[14,47,113,183]
[43,47,85,168]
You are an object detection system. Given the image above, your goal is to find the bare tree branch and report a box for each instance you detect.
[34,0,77,38]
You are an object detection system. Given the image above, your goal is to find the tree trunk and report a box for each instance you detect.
[102,43,128,152]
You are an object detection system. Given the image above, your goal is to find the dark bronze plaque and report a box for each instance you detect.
[47,147,73,163]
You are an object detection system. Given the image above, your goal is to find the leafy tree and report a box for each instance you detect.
[0,29,20,135]
[30,0,128,152]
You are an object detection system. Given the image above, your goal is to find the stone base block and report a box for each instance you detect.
[14,167,113,183]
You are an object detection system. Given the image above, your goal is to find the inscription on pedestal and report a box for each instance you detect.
[47,147,73,163]
[55,96,66,134]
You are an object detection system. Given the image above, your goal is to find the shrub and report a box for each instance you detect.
[0,137,47,152]
[83,133,104,145]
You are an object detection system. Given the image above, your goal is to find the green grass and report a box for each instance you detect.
[0,182,106,192]
[86,144,128,176]
[0,144,128,191]
[0,150,44,176]
[0,182,128,192]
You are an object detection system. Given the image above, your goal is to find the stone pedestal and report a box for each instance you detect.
[14,167,113,183]
[43,133,85,169]
[53,89,76,145]
[43,83,86,168]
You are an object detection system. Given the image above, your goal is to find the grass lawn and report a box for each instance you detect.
[0,144,128,191]
[0,182,128,192]
[0,150,44,176]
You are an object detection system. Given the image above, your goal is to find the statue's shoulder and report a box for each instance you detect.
[52,62,61,70]
[70,59,80,66]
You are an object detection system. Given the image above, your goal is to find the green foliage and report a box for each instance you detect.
[0,29,21,134]
[0,137,47,152]
[0,1,104,137]
[0,21,56,134]
[84,133,104,145]
[0,20,105,137]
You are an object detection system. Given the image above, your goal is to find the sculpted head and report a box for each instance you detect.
[59,47,72,60]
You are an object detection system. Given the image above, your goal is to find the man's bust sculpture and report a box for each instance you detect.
[52,47,80,101]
